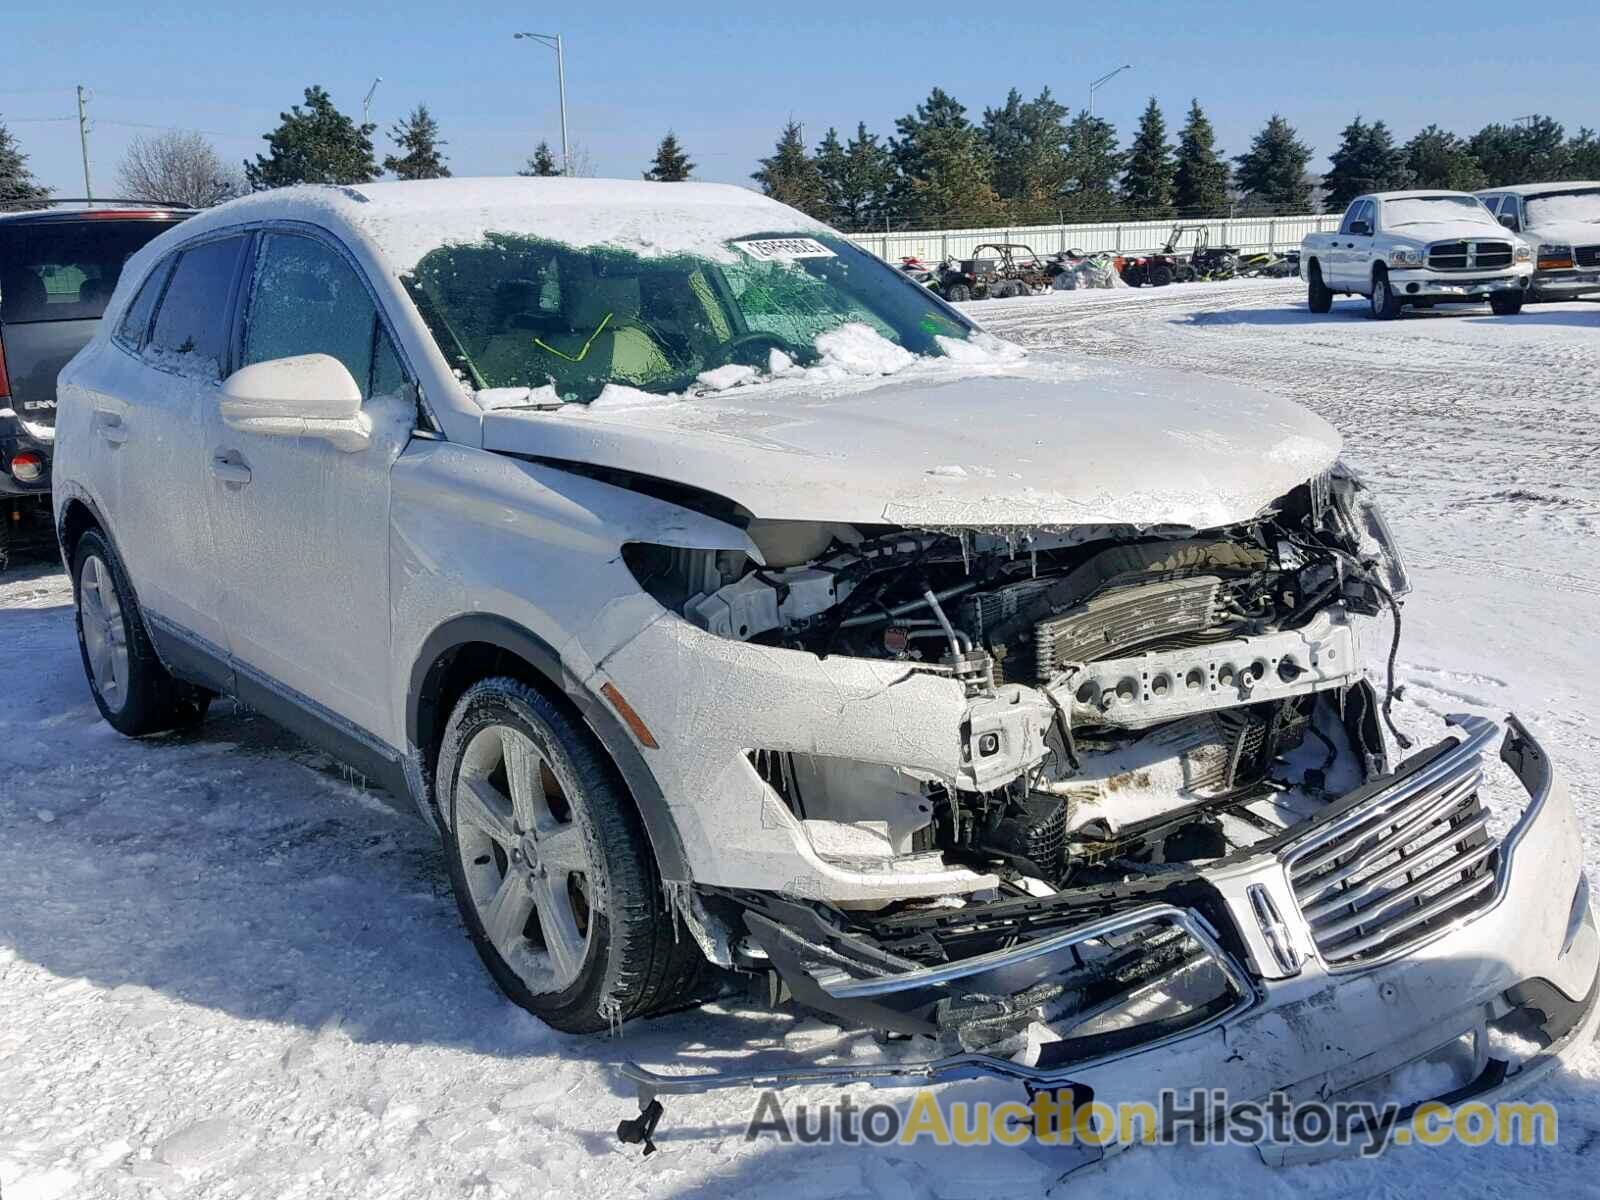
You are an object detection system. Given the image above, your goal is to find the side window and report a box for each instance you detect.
[114,256,173,350]
[146,237,248,381]
[242,233,395,399]
[1499,198,1522,231]
[1340,201,1364,235]
[370,324,407,398]
[1357,200,1375,232]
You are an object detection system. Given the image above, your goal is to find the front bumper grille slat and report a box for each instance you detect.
[1308,841,1498,942]
[1315,871,1498,962]
[1291,769,1482,897]
[1299,805,1492,921]
[1283,718,1500,968]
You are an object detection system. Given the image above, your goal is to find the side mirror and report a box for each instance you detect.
[1349,220,1372,237]
[220,353,371,452]
[1498,214,1518,230]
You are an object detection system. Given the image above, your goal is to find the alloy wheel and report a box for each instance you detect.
[78,554,130,714]
[453,723,597,994]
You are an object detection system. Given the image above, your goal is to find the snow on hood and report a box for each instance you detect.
[480,354,1342,530]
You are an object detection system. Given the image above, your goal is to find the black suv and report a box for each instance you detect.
[0,202,191,567]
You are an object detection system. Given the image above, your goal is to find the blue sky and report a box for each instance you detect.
[4,0,1595,199]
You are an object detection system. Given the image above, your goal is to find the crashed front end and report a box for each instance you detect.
[591,466,1597,1147]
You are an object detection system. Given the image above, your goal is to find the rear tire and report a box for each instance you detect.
[71,529,211,736]
[1490,292,1524,316]
[1122,264,1147,288]
[1307,263,1333,313]
[1369,270,1403,320]
[944,284,971,303]
[437,677,703,1033]
[1149,263,1174,288]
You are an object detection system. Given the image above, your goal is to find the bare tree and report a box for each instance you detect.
[116,130,247,207]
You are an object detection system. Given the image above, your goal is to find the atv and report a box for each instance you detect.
[938,242,1054,301]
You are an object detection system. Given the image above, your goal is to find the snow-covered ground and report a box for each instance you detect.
[3,280,1598,1199]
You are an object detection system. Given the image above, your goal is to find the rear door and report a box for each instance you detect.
[107,232,251,655]
[0,217,183,436]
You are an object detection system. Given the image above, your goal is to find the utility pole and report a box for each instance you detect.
[76,84,92,202]
[363,77,383,128]
[513,32,569,175]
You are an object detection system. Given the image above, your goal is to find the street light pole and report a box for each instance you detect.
[1088,64,1132,118]
[363,77,383,128]
[514,31,570,175]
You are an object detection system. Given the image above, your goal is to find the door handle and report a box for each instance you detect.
[210,453,252,486]
[93,411,129,445]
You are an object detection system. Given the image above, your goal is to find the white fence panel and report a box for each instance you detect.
[852,213,1340,263]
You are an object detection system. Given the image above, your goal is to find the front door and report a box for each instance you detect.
[203,229,416,743]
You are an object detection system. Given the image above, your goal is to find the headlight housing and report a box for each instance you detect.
[1330,463,1411,597]
[1388,247,1424,268]
[1515,243,1533,263]
[1537,243,1575,269]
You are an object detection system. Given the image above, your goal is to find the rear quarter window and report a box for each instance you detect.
[114,257,175,350]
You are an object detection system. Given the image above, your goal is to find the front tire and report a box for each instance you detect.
[71,529,210,736]
[437,677,702,1033]
[1369,270,1403,320]
[1490,292,1524,315]
[944,283,971,303]
[1307,263,1333,313]
[1148,263,1174,288]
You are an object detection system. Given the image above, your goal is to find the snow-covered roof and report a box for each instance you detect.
[1485,180,1600,196]
[168,177,830,273]
[1365,190,1481,202]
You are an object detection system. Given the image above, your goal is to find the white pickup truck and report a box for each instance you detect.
[1300,190,1532,319]
[1477,181,1600,302]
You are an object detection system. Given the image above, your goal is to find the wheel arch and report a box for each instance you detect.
[407,613,689,883]
[55,487,111,566]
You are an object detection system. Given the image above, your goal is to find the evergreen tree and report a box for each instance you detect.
[1234,114,1313,213]
[1173,100,1230,216]
[1469,116,1569,185]
[1060,111,1122,219]
[1119,97,1175,218]
[981,87,1069,220]
[890,87,991,223]
[1404,125,1485,191]
[382,105,450,181]
[643,131,693,182]
[752,120,827,217]
[815,123,894,229]
[1323,116,1410,211]
[0,117,52,209]
[245,86,378,190]
[519,140,560,177]
[1567,128,1600,178]
[905,124,1006,227]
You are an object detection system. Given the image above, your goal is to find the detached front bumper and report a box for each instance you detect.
[622,714,1598,1150]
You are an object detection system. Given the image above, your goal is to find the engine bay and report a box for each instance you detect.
[623,467,1411,902]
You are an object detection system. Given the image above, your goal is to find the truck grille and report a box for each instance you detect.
[1575,245,1600,268]
[1284,740,1497,968]
[1427,240,1514,271]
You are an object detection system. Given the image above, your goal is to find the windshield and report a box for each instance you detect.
[1524,188,1600,225]
[1383,196,1499,229]
[402,232,975,403]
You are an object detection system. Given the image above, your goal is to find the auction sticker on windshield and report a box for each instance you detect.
[733,237,837,262]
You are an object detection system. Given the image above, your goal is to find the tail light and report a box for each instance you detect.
[9,451,42,482]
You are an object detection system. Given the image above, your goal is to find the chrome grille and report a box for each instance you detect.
[1284,721,1499,968]
[1576,245,1600,268]
[1427,240,1514,271]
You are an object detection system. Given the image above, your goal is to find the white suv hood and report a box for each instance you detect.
[479,363,1341,529]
